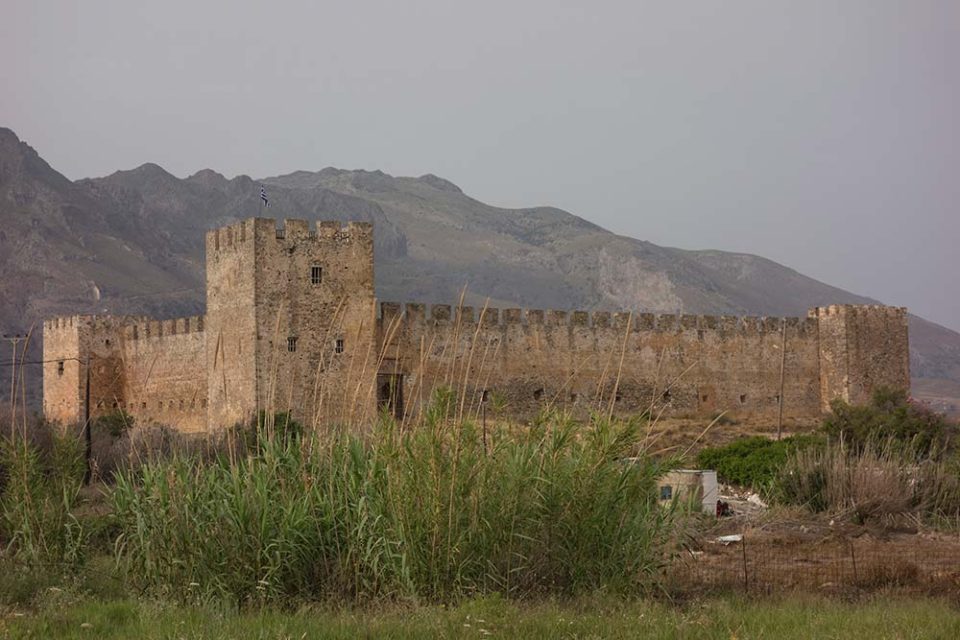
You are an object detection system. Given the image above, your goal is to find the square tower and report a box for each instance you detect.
[42,315,130,425]
[204,218,376,429]
[812,304,910,410]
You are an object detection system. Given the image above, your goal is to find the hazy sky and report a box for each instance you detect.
[2,1,958,330]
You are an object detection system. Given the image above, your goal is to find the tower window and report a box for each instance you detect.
[335,338,344,354]
[287,337,298,352]
[311,265,323,285]
[57,361,64,376]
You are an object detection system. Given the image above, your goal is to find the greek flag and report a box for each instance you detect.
[260,185,269,206]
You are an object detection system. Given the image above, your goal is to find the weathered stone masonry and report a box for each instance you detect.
[43,218,911,432]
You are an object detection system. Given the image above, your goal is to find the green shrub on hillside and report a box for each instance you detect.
[695,435,823,491]
[823,387,956,459]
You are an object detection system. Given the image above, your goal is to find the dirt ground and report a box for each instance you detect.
[646,412,960,596]
[667,494,960,596]
[640,414,820,458]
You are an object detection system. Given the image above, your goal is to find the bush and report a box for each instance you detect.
[110,407,676,605]
[93,411,135,439]
[93,423,210,481]
[695,435,823,491]
[823,387,957,459]
[91,413,301,481]
[770,393,960,524]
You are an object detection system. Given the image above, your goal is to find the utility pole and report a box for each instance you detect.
[2,333,22,439]
[776,319,787,441]
[83,355,92,484]
[481,402,488,455]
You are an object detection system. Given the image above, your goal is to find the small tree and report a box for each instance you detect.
[696,434,822,490]
[92,410,135,439]
[822,387,956,459]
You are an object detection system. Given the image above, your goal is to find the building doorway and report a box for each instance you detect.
[377,373,404,420]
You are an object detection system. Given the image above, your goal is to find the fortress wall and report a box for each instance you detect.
[43,218,911,433]
[695,315,821,419]
[120,316,208,432]
[377,303,824,422]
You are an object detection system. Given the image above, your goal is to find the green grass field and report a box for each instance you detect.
[4,594,959,639]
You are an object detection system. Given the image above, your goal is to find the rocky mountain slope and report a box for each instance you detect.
[2,127,958,412]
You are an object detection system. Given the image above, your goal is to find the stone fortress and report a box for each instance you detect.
[43,218,911,432]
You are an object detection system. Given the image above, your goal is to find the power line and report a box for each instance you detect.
[0,357,91,367]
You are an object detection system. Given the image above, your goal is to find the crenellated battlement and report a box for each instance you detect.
[44,315,79,331]
[206,219,249,253]
[123,315,205,341]
[43,314,206,342]
[268,217,374,241]
[376,301,821,335]
[43,314,151,336]
[810,304,908,318]
[44,315,88,334]
[206,217,374,255]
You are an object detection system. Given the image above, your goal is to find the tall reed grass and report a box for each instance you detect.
[110,399,675,605]
[0,430,87,566]
[773,438,960,525]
